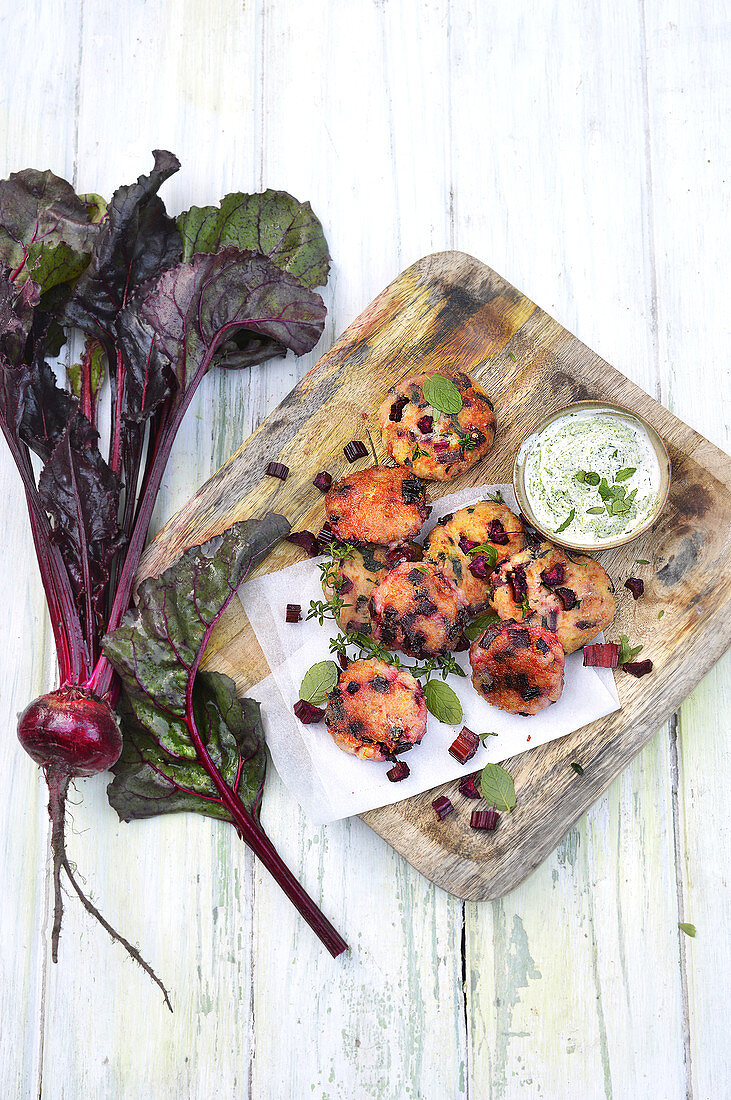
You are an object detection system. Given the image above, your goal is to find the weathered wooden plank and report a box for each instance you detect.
[644,1,731,1092]
[0,4,83,1097]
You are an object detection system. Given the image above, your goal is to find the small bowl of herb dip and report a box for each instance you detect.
[514,400,671,551]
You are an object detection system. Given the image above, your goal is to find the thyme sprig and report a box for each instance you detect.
[329,630,467,682]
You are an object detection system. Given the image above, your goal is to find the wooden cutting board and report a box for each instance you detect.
[138,251,731,901]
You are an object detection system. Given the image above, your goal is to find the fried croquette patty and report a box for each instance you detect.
[325,465,429,543]
[378,369,496,481]
[423,501,526,613]
[489,542,615,654]
[370,561,469,657]
[323,541,423,634]
[324,658,427,761]
[469,619,565,716]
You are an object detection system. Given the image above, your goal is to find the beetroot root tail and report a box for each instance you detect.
[44,768,172,1012]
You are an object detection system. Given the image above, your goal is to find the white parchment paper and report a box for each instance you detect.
[238,484,620,824]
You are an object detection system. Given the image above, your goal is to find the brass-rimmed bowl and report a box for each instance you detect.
[513,399,671,552]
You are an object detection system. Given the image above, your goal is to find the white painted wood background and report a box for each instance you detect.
[0,2,728,1097]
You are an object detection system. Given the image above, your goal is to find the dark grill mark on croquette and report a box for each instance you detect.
[408,568,424,583]
[416,598,437,616]
[371,675,390,693]
[348,720,365,735]
[508,627,531,648]
[401,476,424,504]
[576,620,596,630]
[520,685,542,702]
[535,637,550,655]
[329,699,345,720]
[394,740,413,754]
[346,682,359,695]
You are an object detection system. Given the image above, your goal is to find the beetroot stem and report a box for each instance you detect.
[45,767,172,1010]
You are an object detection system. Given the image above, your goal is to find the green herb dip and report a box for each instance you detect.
[518,410,662,543]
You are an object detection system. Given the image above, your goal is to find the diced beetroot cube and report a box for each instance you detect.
[433,439,450,452]
[487,519,509,545]
[625,577,645,600]
[432,795,454,821]
[417,415,433,433]
[554,586,577,610]
[286,531,320,557]
[459,535,478,553]
[449,727,479,764]
[471,808,499,830]
[313,471,332,493]
[583,643,620,668]
[540,562,565,587]
[469,555,492,579]
[293,699,325,724]
[458,773,481,799]
[623,659,654,678]
[387,760,410,782]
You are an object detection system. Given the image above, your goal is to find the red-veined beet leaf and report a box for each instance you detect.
[103,519,347,957]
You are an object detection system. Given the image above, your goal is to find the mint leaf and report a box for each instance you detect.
[570,762,584,775]
[678,922,696,938]
[556,508,575,532]
[615,467,636,481]
[587,506,605,515]
[465,611,499,641]
[300,661,339,705]
[467,543,499,567]
[480,763,516,811]
[424,679,463,724]
[423,374,463,415]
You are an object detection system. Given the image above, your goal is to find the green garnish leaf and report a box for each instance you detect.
[478,731,498,743]
[465,611,500,641]
[480,763,517,812]
[506,351,516,361]
[424,679,463,724]
[486,490,505,505]
[658,610,665,619]
[597,478,612,501]
[570,762,584,775]
[556,508,575,532]
[678,923,696,938]
[467,543,500,567]
[636,559,650,565]
[586,506,605,515]
[615,467,636,482]
[423,374,463,416]
[574,470,586,483]
[618,633,643,665]
[299,660,339,704]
